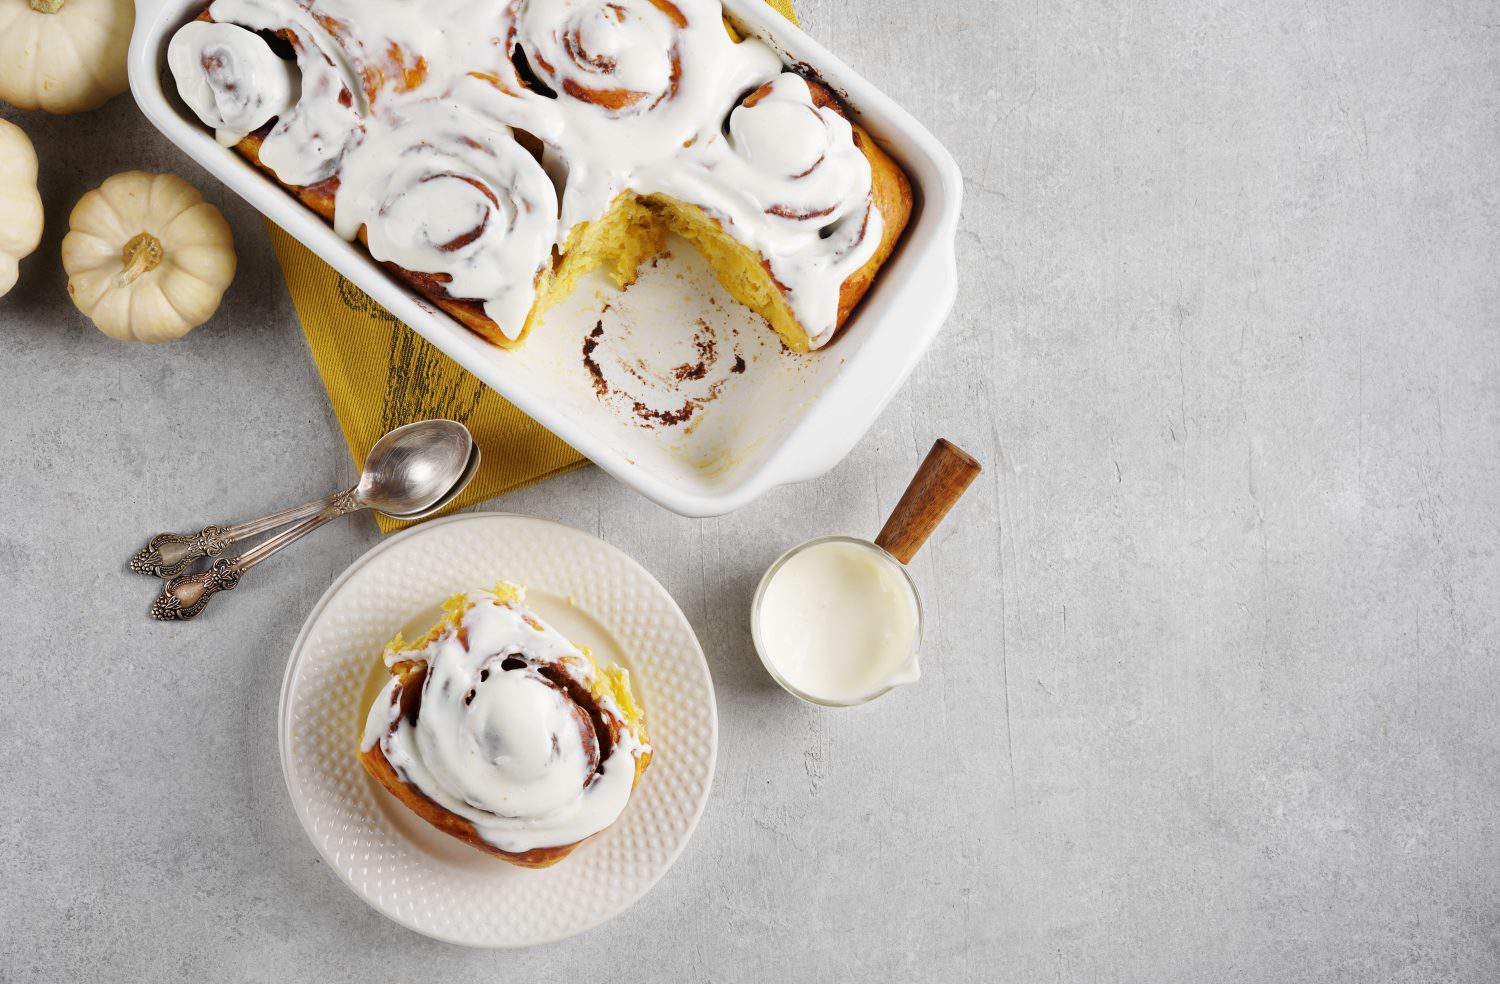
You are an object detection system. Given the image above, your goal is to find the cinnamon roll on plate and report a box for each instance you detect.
[280,513,712,943]
[359,582,651,867]
[167,0,913,354]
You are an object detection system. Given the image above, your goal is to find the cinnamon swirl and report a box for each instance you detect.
[168,0,912,352]
[167,21,297,147]
[359,584,651,867]
[332,97,559,334]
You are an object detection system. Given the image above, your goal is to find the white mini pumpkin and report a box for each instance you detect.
[62,171,237,343]
[0,0,134,114]
[0,118,44,297]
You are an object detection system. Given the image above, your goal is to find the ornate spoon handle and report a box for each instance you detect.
[130,489,347,578]
[150,490,361,622]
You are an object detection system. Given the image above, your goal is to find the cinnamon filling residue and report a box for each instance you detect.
[580,313,746,429]
[582,321,609,396]
[671,321,717,381]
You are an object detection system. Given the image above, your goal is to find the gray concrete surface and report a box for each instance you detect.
[3,1,1498,981]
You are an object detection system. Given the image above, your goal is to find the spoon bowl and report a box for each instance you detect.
[357,419,476,517]
[383,444,482,521]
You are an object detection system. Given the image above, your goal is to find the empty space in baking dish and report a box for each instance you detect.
[510,234,850,489]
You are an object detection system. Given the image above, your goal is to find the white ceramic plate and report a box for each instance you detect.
[278,513,717,947]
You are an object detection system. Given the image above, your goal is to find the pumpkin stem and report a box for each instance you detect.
[29,0,65,13]
[117,232,165,287]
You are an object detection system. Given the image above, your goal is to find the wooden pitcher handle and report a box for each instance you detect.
[874,439,982,564]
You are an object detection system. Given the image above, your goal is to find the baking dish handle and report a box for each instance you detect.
[774,240,960,489]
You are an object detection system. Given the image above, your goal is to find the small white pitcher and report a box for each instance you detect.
[751,439,981,707]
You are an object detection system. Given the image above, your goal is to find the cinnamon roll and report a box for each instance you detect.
[167,21,297,147]
[168,0,913,351]
[638,73,891,349]
[332,97,559,339]
[194,0,365,187]
[498,0,780,235]
[359,584,651,867]
[507,0,689,116]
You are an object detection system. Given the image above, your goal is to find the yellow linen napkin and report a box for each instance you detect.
[267,0,798,532]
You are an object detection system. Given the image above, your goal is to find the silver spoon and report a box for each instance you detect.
[149,419,479,622]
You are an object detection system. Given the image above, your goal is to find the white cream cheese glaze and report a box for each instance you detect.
[494,0,783,238]
[332,96,560,332]
[166,21,297,147]
[361,586,649,854]
[636,72,883,347]
[204,0,366,187]
[169,0,883,347]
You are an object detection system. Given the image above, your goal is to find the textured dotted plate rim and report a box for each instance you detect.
[277,512,718,947]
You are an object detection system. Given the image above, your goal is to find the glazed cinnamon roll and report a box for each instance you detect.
[726,75,878,239]
[167,0,914,354]
[192,0,365,186]
[359,584,650,867]
[639,73,887,348]
[498,0,780,233]
[332,97,559,339]
[506,0,688,115]
[167,21,297,147]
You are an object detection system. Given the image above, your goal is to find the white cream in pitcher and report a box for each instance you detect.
[754,539,920,704]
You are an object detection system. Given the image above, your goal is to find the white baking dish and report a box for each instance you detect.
[127,0,961,517]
